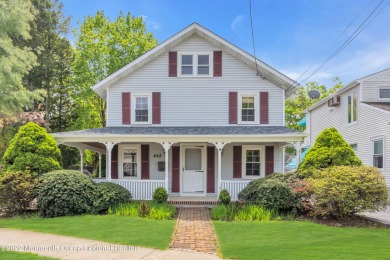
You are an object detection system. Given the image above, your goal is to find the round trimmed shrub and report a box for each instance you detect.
[219,189,231,205]
[308,166,388,218]
[238,173,298,210]
[92,182,131,213]
[153,187,168,203]
[298,128,361,178]
[0,171,38,215]
[37,170,95,218]
[2,122,61,175]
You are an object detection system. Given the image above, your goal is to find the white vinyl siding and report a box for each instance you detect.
[308,84,390,187]
[360,69,390,102]
[107,35,284,126]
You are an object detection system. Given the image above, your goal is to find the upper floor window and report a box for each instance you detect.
[373,138,384,169]
[238,93,258,124]
[378,87,390,100]
[179,52,212,77]
[347,93,357,124]
[132,94,151,124]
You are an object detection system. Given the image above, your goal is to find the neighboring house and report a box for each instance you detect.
[52,23,305,201]
[305,68,390,187]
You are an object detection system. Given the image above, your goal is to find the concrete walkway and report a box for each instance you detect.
[170,208,217,254]
[363,205,390,226]
[0,228,219,260]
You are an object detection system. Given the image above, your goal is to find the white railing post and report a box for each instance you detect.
[98,153,102,178]
[214,142,229,196]
[160,142,173,193]
[294,141,302,166]
[79,148,84,173]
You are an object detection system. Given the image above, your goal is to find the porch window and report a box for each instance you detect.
[239,94,259,124]
[179,52,212,76]
[242,145,265,178]
[373,138,384,169]
[347,93,357,124]
[120,145,141,178]
[132,94,151,124]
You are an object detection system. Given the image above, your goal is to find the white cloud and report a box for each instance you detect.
[141,15,160,30]
[231,14,246,36]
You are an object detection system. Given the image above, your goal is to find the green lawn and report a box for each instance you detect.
[0,250,57,259]
[214,221,390,260]
[0,215,176,250]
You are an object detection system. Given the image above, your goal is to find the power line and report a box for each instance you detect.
[249,0,262,77]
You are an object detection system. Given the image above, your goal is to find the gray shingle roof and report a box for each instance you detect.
[363,102,390,112]
[53,126,304,136]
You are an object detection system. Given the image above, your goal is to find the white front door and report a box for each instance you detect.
[182,144,206,194]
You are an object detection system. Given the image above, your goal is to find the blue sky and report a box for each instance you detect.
[62,0,390,87]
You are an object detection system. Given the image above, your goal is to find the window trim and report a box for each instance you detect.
[378,86,390,101]
[178,52,213,77]
[371,137,385,170]
[242,145,265,179]
[346,92,357,126]
[238,93,259,124]
[118,144,141,179]
[131,93,152,124]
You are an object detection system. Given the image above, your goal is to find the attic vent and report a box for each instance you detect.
[328,96,341,107]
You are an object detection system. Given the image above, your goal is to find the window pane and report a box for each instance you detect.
[242,97,255,108]
[379,89,390,99]
[198,55,209,65]
[198,66,209,75]
[136,97,148,109]
[182,55,193,65]
[181,66,193,75]
[374,140,383,155]
[353,94,357,122]
[185,148,202,170]
[348,95,352,123]
[135,110,148,122]
[123,149,137,162]
[350,144,358,153]
[242,109,255,122]
[374,156,383,168]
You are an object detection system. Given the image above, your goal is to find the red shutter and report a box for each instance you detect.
[169,51,177,77]
[152,92,161,124]
[122,92,131,124]
[260,92,269,124]
[207,146,215,193]
[213,51,222,77]
[141,145,150,179]
[265,146,274,176]
[111,145,118,179]
[172,146,180,192]
[233,146,242,178]
[229,92,238,124]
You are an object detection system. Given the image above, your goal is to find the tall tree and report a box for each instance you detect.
[72,11,158,129]
[0,0,44,115]
[285,78,343,130]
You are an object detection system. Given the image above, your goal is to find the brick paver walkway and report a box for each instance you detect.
[170,207,217,254]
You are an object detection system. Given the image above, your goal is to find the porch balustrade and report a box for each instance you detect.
[221,180,251,201]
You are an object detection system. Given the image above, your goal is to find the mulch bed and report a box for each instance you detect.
[303,215,387,228]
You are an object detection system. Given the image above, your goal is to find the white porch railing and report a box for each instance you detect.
[93,179,165,200]
[221,180,251,201]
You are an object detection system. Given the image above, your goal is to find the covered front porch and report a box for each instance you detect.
[51,126,305,201]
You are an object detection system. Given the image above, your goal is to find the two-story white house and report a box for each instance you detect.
[305,68,390,188]
[52,23,305,202]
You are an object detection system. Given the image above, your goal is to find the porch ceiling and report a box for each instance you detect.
[52,126,306,144]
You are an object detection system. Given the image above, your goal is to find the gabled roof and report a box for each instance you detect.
[305,68,390,112]
[92,23,298,100]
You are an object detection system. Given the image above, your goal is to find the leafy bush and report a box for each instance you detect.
[108,201,176,220]
[92,182,132,213]
[37,170,95,218]
[2,122,62,175]
[238,173,298,211]
[210,203,279,221]
[298,128,361,178]
[0,171,38,215]
[219,189,231,205]
[308,166,388,218]
[153,187,168,203]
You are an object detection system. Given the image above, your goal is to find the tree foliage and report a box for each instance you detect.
[298,128,362,177]
[0,0,45,115]
[285,79,343,130]
[2,122,61,175]
[72,11,158,129]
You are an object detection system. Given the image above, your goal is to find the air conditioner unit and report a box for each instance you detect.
[328,96,341,107]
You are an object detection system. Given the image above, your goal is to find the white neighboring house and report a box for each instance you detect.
[52,23,305,202]
[305,68,390,188]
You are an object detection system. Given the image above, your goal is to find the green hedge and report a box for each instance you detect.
[92,182,131,213]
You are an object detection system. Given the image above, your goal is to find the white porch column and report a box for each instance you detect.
[160,142,173,192]
[79,148,84,172]
[98,153,102,178]
[100,142,117,180]
[214,142,228,196]
[294,141,302,166]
